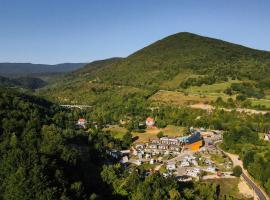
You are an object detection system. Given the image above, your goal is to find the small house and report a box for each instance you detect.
[77,118,87,128]
[158,144,169,150]
[160,137,179,145]
[167,162,176,171]
[146,117,155,127]
[135,144,145,150]
[120,156,129,164]
[169,145,180,152]
[150,159,155,164]
[148,143,158,149]
[264,133,270,140]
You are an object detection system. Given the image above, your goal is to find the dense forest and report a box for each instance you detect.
[3,87,268,199]
[0,87,117,199]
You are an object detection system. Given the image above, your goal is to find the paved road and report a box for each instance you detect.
[216,142,268,200]
[242,173,267,200]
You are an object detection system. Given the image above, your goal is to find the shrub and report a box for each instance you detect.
[233,165,242,177]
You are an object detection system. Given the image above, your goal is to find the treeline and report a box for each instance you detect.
[225,82,265,99]
[180,75,228,89]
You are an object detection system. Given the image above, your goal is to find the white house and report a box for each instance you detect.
[77,118,87,127]
[264,133,270,141]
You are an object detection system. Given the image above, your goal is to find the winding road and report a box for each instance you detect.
[216,143,268,200]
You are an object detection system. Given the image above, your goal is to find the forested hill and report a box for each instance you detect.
[0,62,86,77]
[72,32,270,88]
[0,87,117,199]
[0,75,47,89]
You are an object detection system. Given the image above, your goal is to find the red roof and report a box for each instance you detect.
[78,118,86,122]
[146,117,154,122]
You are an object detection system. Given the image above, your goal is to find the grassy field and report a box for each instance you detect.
[203,178,251,200]
[185,80,241,95]
[160,70,192,90]
[251,98,270,109]
[150,88,270,111]
[103,125,128,139]
[132,125,185,144]
[149,90,222,106]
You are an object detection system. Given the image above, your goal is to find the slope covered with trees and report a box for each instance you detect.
[75,32,270,89]
[40,32,270,109]
[0,87,120,199]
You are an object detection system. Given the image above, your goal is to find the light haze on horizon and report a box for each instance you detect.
[0,0,269,64]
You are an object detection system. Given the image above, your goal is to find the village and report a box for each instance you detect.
[74,113,268,199]
[94,117,236,182]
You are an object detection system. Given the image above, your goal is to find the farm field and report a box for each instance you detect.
[149,90,224,106]
[184,79,241,95]
[251,98,270,109]
[150,89,270,111]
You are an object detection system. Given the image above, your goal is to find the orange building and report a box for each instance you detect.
[185,140,203,151]
[185,132,203,151]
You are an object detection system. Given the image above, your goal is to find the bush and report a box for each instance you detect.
[233,165,242,177]
[157,131,164,139]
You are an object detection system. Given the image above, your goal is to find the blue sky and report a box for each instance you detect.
[0,0,269,64]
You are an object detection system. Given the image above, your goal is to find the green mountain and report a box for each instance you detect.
[72,32,270,88]
[40,32,270,106]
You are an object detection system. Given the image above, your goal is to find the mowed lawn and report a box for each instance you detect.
[132,125,185,144]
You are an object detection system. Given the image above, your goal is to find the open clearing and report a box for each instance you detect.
[204,178,250,199]
[238,177,254,198]
[103,124,185,143]
[160,70,192,90]
[150,90,270,111]
[149,90,225,106]
[103,125,128,139]
[185,80,241,95]
[132,125,185,144]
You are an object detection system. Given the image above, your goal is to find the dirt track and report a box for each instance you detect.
[190,103,269,115]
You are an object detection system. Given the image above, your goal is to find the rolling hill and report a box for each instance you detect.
[0,75,47,89]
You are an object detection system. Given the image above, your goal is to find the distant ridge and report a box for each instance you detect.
[0,62,86,77]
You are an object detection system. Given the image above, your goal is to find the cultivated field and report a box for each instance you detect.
[149,90,221,106]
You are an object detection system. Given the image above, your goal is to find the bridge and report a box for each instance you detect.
[60,105,93,109]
